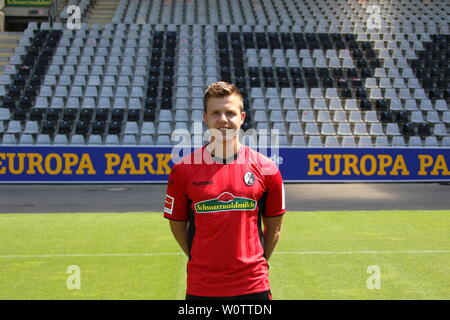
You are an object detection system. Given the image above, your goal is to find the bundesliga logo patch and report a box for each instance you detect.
[195,192,256,214]
[164,194,174,214]
[244,171,255,186]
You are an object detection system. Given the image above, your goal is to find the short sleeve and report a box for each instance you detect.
[163,164,189,221]
[263,165,286,217]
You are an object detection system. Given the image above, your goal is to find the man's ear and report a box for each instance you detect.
[241,110,246,124]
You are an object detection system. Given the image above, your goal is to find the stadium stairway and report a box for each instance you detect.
[87,0,120,25]
[0,32,22,75]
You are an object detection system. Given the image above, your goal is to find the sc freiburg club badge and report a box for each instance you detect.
[244,171,255,186]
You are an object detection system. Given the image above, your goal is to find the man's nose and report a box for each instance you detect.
[217,112,228,123]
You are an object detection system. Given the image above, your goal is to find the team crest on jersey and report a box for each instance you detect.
[243,171,255,186]
[195,192,256,214]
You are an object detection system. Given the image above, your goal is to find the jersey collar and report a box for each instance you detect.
[204,143,244,164]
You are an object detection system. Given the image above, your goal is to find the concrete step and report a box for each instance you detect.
[0,32,21,75]
[85,0,120,24]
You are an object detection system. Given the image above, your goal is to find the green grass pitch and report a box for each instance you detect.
[0,210,449,299]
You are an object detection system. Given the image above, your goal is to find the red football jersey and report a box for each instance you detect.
[164,145,286,297]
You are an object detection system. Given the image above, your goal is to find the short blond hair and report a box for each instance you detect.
[203,81,243,113]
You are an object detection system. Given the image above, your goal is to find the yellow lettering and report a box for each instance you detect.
[0,154,5,174]
[26,153,45,174]
[8,153,26,174]
[118,153,138,174]
[155,153,172,175]
[342,154,360,175]
[137,153,156,174]
[359,155,376,176]
[307,154,323,175]
[62,154,79,174]
[418,155,434,176]
[104,153,121,175]
[323,154,341,176]
[391,155,409,176]
[430,155,450,176]
[377,155,393,176]
[45,153,63,175]
[77,154,96,174]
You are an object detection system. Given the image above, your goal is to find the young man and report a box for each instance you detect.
[164,82,285,300]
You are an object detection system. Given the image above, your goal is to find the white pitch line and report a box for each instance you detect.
[0,250,449,259]
[276,250,450,255]
[0,252,184,259]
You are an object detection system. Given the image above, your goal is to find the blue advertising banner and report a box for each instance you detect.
[0,146,449,183]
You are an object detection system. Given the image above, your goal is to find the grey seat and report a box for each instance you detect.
[88,135,103,145]
[24,121,39,134]
[307,136,322,147]
[288,123,303,135]
[19,134,34,144]
[443,112,450,124]
[156,135,171,145]
[304,123,320,135]
[385,123,401,136]
[358,136,373,147]
[36,134,51,145]
[139,135,154,145]
[369,123,385,136]
[291,135,306,146]
[426,111,441,124]
[157,122,172,135]
[374,136,389,147]
[424,136,439,147]
[124,122,139,134]
[410,111,424,124]
[0,108,11,120]
[159,110,173,122]
[341,136,356,147]
[301,111,315,122]
[105,135,120,145]
[349,111,363,123]
[324,136,339,147]
[54,134,68,145]
[141,122,155,135]
[269,110,283,122]
[122,135,137,145]
[317,111,332,123]
[1,134,16,144]
[391,136,406,147]
[353,123,369,135]
[337,123,352,136]
[321,123,336,135]
[408,136,423,147]
[7,120,22,133]
[71,135,86,145]
[441,137,450,147]
[433,123,447,137]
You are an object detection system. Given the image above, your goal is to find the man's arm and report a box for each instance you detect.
[262,215,283,261]
[169,220,190,258]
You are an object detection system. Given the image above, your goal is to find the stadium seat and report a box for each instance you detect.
[0,2,446,151]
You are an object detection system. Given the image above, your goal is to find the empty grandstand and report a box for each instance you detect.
[0,0,448,148]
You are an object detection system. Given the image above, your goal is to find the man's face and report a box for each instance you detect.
[203,94,246,143]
